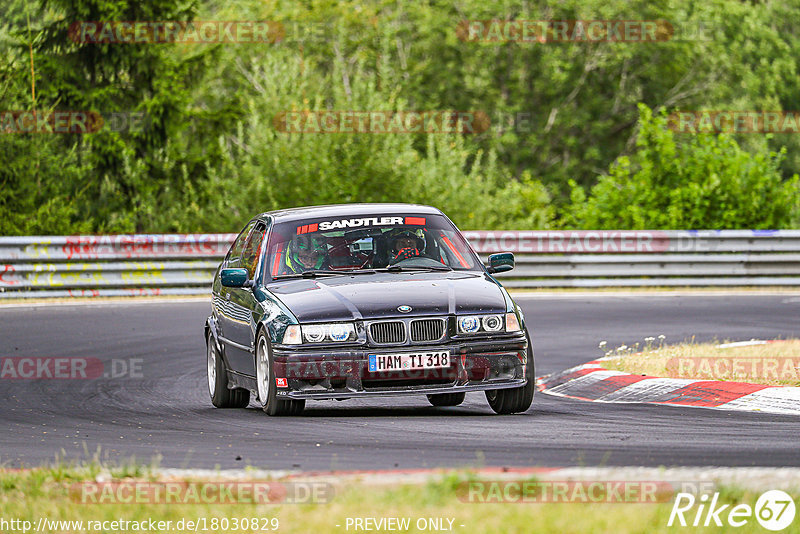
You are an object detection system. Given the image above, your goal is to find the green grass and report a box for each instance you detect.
[2,466,799,533]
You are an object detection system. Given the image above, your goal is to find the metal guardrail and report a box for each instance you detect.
[1,230,799,297]
[463,230,800,288]
[0,234,234,298]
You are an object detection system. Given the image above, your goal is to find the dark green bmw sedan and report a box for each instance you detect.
[205,203,534,416]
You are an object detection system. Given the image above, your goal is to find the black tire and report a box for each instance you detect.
[427,392,466,407]
[485,333,535,415]
[255,330,305,416]
[207,331,250,408]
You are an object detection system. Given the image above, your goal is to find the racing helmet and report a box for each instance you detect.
[386,228,425,254]
[286,235,327,270]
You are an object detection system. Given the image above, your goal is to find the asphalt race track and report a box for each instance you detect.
[1,293,799,470]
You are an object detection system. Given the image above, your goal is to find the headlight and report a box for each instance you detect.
[303,324,326,343]
[483,315,503,332]
[328,323,352,342]
[458,315,504,334]
[457,316,481,333]
[458,314,510,334]
[301,323,356,343]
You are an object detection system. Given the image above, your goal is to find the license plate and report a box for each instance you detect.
[368,351,450,372]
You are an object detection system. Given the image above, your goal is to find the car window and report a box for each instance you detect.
[264,213,481,276]
[226,220,256,269]
[241,222,266,279]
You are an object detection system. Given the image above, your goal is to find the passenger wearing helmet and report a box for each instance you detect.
[285,235,328,273]
[387,229,425,265]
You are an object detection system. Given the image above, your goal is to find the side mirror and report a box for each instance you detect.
[487,252,514,274]
[220,268,250,288]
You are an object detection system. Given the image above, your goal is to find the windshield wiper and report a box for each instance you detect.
[273,269,380,280]
[274,266,453,279]
[378,265,453,273]
[273,270,346,280]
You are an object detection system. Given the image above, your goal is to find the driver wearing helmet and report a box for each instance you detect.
[285,235,328,273]
[387,229,425,264]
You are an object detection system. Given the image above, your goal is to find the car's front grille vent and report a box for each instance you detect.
[410,319,445,342]
[369,321,406,344]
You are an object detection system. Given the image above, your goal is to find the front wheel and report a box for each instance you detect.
[427,392,466,407]
[207,331,249,408]
[486,334,535,415]
[255,330,305,416]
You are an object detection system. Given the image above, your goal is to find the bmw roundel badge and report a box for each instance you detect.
[398,305,412,313]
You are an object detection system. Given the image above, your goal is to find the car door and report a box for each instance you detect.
[215,220,256,374]
[224,220,267,376]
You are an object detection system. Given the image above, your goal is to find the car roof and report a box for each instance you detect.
[256,203,444,223]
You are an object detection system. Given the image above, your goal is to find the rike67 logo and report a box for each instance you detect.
[669,490,796,531]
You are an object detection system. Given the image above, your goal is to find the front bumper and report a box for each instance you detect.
[272,334,528,400]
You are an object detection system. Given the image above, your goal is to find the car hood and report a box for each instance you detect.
[267,271,507,322]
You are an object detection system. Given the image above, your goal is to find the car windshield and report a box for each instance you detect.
[264,213,481,277]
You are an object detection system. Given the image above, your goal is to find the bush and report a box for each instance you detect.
[564,104,800,229]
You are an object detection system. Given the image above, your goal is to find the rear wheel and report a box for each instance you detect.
[427,392,466,407]
[486,334,535,415]
[256,330,305,416]
[207,331,249,408]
